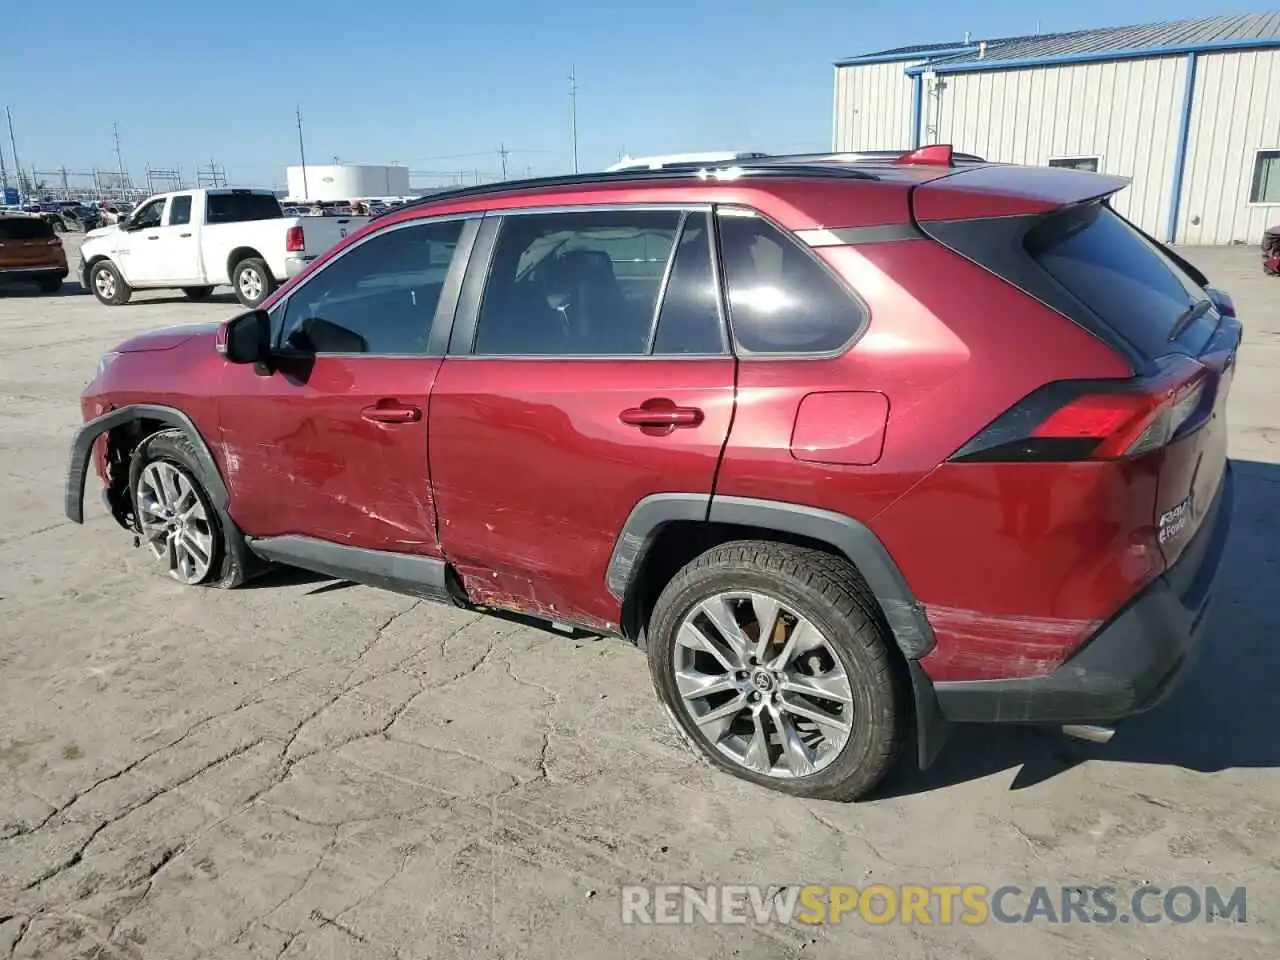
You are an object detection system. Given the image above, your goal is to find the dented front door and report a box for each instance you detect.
[216,356,443,557]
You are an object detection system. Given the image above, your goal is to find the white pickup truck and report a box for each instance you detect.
[79,188,369,308]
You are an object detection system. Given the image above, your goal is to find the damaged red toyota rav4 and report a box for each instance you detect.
[66,146,1239,801]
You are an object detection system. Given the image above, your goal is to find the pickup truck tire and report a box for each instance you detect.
[182,286,215,301]
[646,541,904,802]
[89,261,132,305]
[232,258,275,308]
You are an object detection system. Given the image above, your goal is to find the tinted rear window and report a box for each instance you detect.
[205,193,282,224]
[0,217,54,240]
[1026,204,1215,358]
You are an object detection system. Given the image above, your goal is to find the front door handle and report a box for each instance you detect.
[179,232,192,238]
[619,400,704,429]
[361,402,421,424]
[146,234,160,240]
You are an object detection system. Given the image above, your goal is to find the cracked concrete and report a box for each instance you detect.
[1,243,1278,959]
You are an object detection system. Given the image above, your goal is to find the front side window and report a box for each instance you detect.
[1250,149,1280,204]
[131,198,165,230]
[717,211,865,355]
[474,210,681,356]
[168,195,192,226]
[278,219,463,355]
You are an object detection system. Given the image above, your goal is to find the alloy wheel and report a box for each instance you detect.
[94,268,116,299]
[136,461,215,584]
[238,268,263,302]
[671,591,854,778]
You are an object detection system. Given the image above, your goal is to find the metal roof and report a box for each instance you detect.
[838,12,1280,68]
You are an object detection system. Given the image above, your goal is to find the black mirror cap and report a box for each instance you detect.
[218,310,272,370]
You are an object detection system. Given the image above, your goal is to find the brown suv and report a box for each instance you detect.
[0,213,68,293]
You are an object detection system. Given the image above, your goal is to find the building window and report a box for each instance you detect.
[1049,156,1101,173]
[1250,150,1280,204]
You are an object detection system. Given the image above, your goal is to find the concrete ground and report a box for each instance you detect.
[0,237,1277,960]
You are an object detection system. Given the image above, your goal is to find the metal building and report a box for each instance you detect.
[285,163,410,203]
[833,13,1280,245]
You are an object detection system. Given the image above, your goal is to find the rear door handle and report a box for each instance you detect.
[361,402,421,424]
[179,232,192,238]
[145,234,159,240]
[620,401,704,429]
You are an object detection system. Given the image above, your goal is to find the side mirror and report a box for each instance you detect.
[218,309,274,375]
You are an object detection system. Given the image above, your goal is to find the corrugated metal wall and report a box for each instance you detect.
[1177,49,1280,245]
[928,58,1187,237]
[833,61,922,151]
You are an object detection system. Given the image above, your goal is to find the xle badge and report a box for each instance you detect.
[1158,494,1193,544]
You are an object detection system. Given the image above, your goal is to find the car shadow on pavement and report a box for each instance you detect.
[128,292,240,306]
[879,457,1280,798]
[0,281,89,297]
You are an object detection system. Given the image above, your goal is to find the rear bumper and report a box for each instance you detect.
[0,265,68,280]
[929,461,1234,725]
[284,255,315,278]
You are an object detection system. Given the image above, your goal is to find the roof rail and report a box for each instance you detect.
[372,163,881,220]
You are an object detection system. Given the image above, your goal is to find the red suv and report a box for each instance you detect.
[65,146,1238,801]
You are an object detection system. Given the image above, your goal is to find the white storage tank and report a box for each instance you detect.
[285,164,410,202]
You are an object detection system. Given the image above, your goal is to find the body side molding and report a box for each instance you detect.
[246,535,455,603]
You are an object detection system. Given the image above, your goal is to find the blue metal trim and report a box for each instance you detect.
[904,36,1280,75]
[910,75,923,149]
[1167,52,1199,244]
[835,46,976,67]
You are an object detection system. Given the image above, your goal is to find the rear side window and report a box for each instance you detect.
[716,211,864,355]
[206,192,283,224]
[1026,204,1215,358]
[651,214,725,355]
[0,217,53,240]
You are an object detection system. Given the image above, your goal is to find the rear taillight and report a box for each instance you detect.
[950,359,1210,463]
[285,225,304,252]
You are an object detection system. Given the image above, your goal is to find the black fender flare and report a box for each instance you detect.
[64,404,229,524]
[606,492,936,659]
[605,493,951,770]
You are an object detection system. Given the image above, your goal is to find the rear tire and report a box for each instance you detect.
[183,286,215,301]
[90,261,131,305]
[232,258,275,308]
[647,541,904,801]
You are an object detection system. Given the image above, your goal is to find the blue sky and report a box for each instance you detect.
[3,0,1275,190]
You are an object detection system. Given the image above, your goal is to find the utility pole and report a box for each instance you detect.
[0,131,8,190]
[498,143,509,180]
[112,121,126,193]
[295,104,310,199]
[8,108,24,196]
[568,65,579,173]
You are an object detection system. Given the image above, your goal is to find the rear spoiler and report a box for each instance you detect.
[912,165,1131,222]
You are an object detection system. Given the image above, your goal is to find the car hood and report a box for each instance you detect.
[115,322,221,354]
[84,225,120,240]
